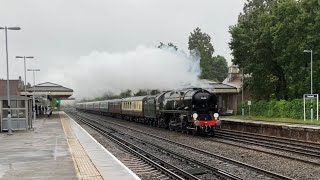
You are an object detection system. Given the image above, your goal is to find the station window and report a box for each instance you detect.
[2,110,8,117]
[2,100,24,108]
[17,101,25,108]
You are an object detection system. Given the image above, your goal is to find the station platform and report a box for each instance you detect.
[220,117,320,142]
[0,111,140,180]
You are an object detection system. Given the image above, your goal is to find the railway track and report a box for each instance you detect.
[215,129,320,160]
[68,110,292,180]
[67,111,241,180]
[88,134,172,180]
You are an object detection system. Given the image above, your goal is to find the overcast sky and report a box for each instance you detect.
[0,0,245,97]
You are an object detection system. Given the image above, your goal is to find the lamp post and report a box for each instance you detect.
[241,68,244,116]
[0,26,21,135]
[27,69,40,129]
[303,50,313,121]
[16,56,34,97]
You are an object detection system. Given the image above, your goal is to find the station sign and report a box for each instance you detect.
[303,94,319,121]
[304,94,318,98]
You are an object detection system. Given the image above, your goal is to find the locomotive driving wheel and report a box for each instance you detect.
[181,119,187,133]
[192,126,200,135]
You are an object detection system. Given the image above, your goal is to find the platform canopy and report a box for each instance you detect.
[21,82,73,99]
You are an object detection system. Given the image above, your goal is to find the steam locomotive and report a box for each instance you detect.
[76,88,221,135]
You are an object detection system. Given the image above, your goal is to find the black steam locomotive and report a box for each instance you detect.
[76,88,221,136]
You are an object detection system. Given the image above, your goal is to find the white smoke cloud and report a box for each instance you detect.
[50,46,202,99]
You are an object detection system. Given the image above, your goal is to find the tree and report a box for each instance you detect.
[158,42,178,51]
[229,0,320,100]
[134,89,148,96]
[188,27,215,79]
[150,89,160,95]
[188,27,228,81]
[212,55,228,82]
[120,89,132,98]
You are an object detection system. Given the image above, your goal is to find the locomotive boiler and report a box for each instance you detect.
[154,88,220,135]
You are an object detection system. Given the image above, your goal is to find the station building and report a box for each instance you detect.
[203,65,251,115]
[0,78,73,132]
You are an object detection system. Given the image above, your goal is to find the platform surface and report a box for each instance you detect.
[221,117,320,129]
[0,114,77,179]
[63,112,140,180]
[0,112,140,180]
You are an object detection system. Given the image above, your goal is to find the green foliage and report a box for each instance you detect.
[238,99,318,119]
[188,27,228,82]
[212,55,228,82]
[150,89,160,95]
[230,0,320,100]
[119,89,132,98]
[80,89,162,102]
[158,42,178,51]
[134,89,148,96]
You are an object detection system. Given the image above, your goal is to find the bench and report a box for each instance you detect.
[225,109,234,115]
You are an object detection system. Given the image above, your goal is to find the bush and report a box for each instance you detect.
[237,99,318,119]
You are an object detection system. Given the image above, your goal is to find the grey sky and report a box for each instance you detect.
[0,0,245,93]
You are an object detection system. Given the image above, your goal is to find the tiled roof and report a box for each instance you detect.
[209,83,237,89]
[0,80,20,96]
[27,82,73,92]
[222,75,242,89]
[0,95,30,100]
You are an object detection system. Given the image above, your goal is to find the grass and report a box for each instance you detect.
[224,115,320,125]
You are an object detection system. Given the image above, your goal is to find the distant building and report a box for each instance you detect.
[0,76,24,96]
[201,65,251,115]
[0,77,32,132]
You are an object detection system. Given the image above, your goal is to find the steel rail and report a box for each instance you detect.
[68,111,199,180]
[72,110,292,180]
[72,112,243,180]
[217,129,320,147]
[214,132,320,158]
[206,137,320,166]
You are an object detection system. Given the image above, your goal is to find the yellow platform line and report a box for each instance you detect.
[60,112,103,180]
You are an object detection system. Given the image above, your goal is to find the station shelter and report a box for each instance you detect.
[0,96,32,132]
[0,82,73,132]
[21,82,73,111]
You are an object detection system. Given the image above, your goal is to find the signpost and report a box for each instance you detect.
[248,100,251,117]
[303,94,319,122]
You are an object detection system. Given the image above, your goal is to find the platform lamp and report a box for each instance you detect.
[303,50,313,121]
[0,26,21,135]
[27,68,40,129]
[241,68,244,116]
[16,56,34,97]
